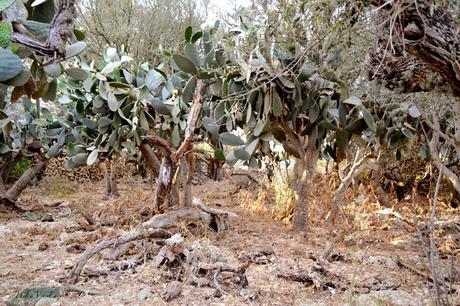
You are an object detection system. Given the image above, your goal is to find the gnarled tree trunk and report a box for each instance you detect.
[143,78,206,214]
[367,0,460,96]
[290,149,319,231]
[99,159,119,197]
[1,156,47,209]
[209,158,224,181]
[183,153,194,208]
[139,142,161,178]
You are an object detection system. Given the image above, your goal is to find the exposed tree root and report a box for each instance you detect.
[67,228,171,284]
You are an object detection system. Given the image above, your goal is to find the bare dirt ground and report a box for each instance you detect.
[0,173,459,305]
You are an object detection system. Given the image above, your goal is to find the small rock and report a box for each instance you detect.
[239,288,260,301]
[25,212,39,221]
[38,242,49,251]
[162,281,182,301]
[58,207,72,218]
[35,297,58,306]
[41,213,54,222]
[138,288,151,301]
[66,244,86,254]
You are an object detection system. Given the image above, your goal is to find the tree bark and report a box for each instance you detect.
[143,78,206,214]
[98,160,119,197]
[209,158,223,181]
[291,149,319,231]
[291,174,309,231]
[368,0,460,96]
[0,153,22,183]
[3,157,47,202]
[99,161,111,196]
[139,142,161,178]
[154,155,178,213]
[183,154,193,208]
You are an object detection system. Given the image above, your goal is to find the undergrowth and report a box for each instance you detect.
[8,156,31,181]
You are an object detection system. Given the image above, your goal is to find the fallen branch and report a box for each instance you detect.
[194,261,251,289]
[67,228,170,284]
[142,198,237,233]
[231,171,260,184]
[143,210,211,229]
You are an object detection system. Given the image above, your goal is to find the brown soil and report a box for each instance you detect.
[0,174,459,305]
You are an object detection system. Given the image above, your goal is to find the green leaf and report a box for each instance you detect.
[87,149,99,166]
[225,151,238,166]
[254,120,265,137]
[1,69,30,87]
[46,143,61,158]
[107,92,118,112]
[65,68,88,81]
[214,149,225,161]
[182,76,196,103]
[401,127,414,139]
[184,26,193,43]
[98,116,112,127]
[202,117,219,135]
[150,98,172,115]
[73,28,85,41]
[44,63,62,77]
[185,44,201,67]
[343,96,361,106]
[219,132,244,146]
[145,69,163,91]
[0,0,15,12]
[271,126,287,142]
[277,76,295,90]
[309,103,320,123]
[360,108,376,132]
[0,143,10,154]
[65,42,87,59]
[76,100,84,116]
[0,48,22,82]
[191,31,203,44]
[272,91,282,116]
[22,20,49,41]
[245,137,260,156]
[0,22,12,48]
[298,63,316,82]
[234,149,251,160]
[345,118,366,133]
[173,54,197,75]
[71,153,88,166]
[319,120,338,131]
[172,124,180,147]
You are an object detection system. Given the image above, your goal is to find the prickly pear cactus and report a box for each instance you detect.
[0,22,12,49]
[0,0,15,12]
[0,47,21,82]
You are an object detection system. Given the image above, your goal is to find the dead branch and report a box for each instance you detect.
[1,157,47,210]
[194,261,250,289]
[67,228,170,284]
[142,210,211,229]
[326,150,374,224]
[139,142,161,178]
[47,0,77,54]
[142,199,237,233]
[277,270,345,291]
[10,0,77,58]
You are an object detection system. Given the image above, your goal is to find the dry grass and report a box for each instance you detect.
[0,173,458,305]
